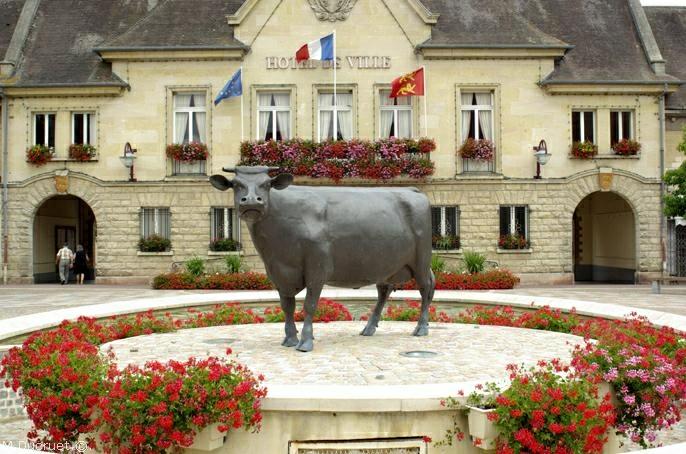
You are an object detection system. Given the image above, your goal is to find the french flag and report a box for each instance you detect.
[295,33,334,63]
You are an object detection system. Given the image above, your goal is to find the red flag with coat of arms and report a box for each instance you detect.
[389,68,425,98]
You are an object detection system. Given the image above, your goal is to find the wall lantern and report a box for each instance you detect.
[120,142,137,182]
[533,140,551,180]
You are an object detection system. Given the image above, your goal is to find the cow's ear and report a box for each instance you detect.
[271,173,293,190]
[210,175,233,191]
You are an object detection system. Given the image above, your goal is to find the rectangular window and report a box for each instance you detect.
[318,90,353,141]
[173,93,206,144]
[210,207,239,242]
[140,208,171,239]
[460,92,493,141]
[499,205,529,239]
[379,89,412,138]
[610,111,633,145]
[572,111,595,143]
[257,92,291,141]
[431,206,460,250]
[71,112,95,145]
[34,113,56,148]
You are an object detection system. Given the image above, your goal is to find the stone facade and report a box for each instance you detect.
[0,0,679,284]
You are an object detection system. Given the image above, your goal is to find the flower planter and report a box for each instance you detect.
[466,406,498,450]
[189,423,226,451]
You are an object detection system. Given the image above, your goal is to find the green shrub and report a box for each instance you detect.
[185,257,205,276]
[225,255,243,274]
[663,161,686,218]
[431,254,446,273]
[138,235,171,252]
[463,250,486,274]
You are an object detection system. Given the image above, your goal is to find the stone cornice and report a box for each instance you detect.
[541,81,682,95]
[1,84,126,97]
[417,45,569,60]
[95,47,247,62]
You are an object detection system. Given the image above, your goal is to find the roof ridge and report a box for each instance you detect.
[97,0,172,49]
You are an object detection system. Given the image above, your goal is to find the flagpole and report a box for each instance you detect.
[240,66,244,142]
[333,30,337,140]
[422,65,427,137]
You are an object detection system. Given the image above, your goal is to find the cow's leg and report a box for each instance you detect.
[413,269,435,336]
[279,293,299,347]
[361,283,392,336]
[296,285,323,352]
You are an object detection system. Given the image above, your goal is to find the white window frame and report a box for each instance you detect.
[572,110,596,143]
[33,113,56,148]
[317,90,353,142]
[256,91,291,141]
[173,92,206,143]
[141,207,171,239]
[210,207,240,243]
[379,89,413,139]
[460,92,493,141]
[71,112,95,145]
[502,205,529,239]
[610,110,634,142]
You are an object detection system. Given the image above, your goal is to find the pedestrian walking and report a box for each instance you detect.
[55,242,74,285]
[73,244,89,285]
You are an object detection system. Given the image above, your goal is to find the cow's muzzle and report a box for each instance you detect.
[238,203,265,221]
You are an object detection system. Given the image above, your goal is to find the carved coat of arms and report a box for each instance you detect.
[307,0,358,22]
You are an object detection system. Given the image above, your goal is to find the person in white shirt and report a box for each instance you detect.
[55,243,74,285]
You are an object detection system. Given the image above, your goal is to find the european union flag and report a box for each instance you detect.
[214,68,242,106]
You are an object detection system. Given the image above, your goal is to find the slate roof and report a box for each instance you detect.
[0,0,25,60]
[97,0,246,51]
[645,7,686,110]
[422,0,678,85]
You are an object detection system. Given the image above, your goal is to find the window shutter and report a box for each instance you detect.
[445,207,457,237]
[499,207,510,236]
[515,206,527,237]
[431,207,442,236]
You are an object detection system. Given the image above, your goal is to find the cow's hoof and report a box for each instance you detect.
[296,339,313,352]
[282,336,299,347]
[360,324,377,336]
[412,325,429,336]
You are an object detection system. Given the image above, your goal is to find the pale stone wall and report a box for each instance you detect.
[666,116,685,170]
[3,169,661,284]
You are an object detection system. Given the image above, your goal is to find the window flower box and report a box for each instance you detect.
[498,234,529,250]
[458,138,494,162]
[611,139,641,156]
[432,235,460,251]
[166,142,208,162]
[238,138,435,182]
[571,141,598,159]
[26,144,53,166]
[209,238,240,252]
[466,406,499,450]
[138,235,171,252]
[68,143,97,161]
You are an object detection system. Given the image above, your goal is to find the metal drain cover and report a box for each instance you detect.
[203,338,236,345]
[400,350,438,358]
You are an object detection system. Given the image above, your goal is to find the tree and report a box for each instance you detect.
[663,161,686,217]
[678,125,686,155]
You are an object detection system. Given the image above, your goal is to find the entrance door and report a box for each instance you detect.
[33,195,96,283]
[573,192,636,283]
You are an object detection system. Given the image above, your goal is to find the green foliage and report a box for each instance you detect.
[225,254,243,274]
[463,250,486,274]
[184,257,205,276]
[678,125,686,155]
[209,238,240,252]
[431,254,446,273]
[138,235,171,252]
[432,235,460,250]
[663,161,686,217]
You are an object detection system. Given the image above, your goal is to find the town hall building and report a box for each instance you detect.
[0,0,685,284]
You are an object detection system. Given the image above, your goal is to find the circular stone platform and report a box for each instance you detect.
[103,322,583,387]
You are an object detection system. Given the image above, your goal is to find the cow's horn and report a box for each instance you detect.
[222,167,236,173]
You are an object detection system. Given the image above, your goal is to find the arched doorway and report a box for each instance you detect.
[573,192,636,283]
[33,195,96,283]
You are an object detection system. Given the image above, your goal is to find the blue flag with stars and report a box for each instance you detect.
[214,68,242,105]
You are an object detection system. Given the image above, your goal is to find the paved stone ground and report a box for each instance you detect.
[104,322,581,385]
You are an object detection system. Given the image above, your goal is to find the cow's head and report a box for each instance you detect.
[209,166,293,223]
